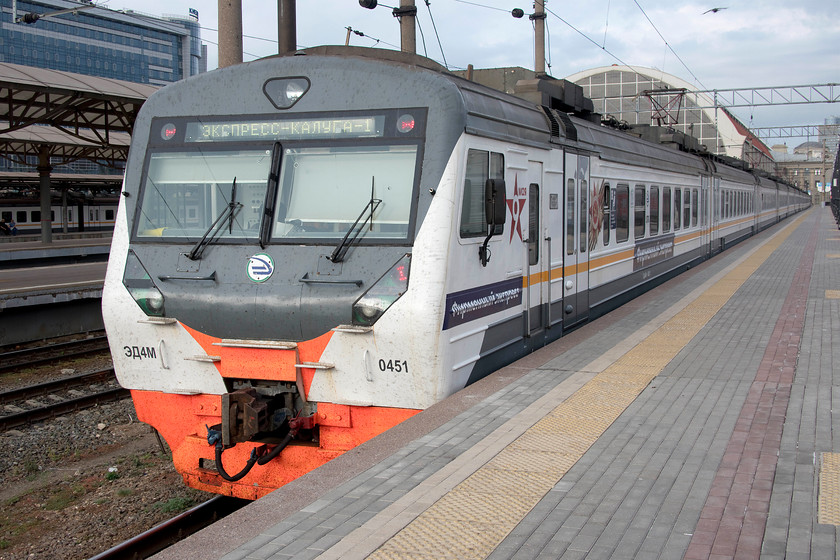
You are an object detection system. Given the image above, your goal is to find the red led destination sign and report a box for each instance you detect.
[184,116,384,142]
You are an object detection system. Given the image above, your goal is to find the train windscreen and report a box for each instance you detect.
[272,145,417,240]
[136,149,272,239]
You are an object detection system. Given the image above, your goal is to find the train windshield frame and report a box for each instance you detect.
[132,109,426,247]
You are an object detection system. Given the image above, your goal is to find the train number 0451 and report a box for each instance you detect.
[379,359,409,373]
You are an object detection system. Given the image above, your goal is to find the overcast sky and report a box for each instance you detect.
[112,0,839,149]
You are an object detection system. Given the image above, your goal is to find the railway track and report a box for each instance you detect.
[0,368,129,431]
[0,332,111,373]
[89,495,249,560]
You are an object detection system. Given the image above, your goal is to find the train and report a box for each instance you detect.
[102,46,809,499]
[0,197,118,234]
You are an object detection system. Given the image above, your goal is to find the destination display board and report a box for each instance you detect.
[182,116,385,142]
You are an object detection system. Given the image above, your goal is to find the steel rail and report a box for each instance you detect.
[0,335,110,373]
[0,368,115,405]
[88,496,249,560]
[0,385,129,431]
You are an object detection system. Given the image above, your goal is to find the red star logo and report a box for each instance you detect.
[506,175,526,242]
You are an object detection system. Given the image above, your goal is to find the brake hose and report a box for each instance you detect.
[207,426,295,482]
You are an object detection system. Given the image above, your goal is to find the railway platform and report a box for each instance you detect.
[0,232,111,266]
[154,206,837,560]
[0,236,108,344]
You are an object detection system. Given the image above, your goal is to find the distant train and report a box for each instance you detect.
[102,47,809,500]
[0,197,118,234]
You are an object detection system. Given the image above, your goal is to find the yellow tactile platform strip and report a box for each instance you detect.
[826,290,840,299]
[318,215,805,560]
[819,453,840,525]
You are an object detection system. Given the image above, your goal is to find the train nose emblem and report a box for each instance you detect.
[246,253,275,283]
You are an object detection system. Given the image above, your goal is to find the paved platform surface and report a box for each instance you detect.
[155,207,838,560]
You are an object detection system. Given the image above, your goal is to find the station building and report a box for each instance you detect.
[565,66,776,174]
[1,0,206,86]
[0,0,206,176]
[772,140,835,202]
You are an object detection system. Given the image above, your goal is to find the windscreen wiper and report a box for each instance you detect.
[328,178,381,263]
[188,178,242,261]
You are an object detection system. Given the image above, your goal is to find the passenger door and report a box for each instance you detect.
[711,176,721,254]
[562,153,590,328]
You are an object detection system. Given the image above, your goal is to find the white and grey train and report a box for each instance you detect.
[102,47,809,499]
[0,198,117,234]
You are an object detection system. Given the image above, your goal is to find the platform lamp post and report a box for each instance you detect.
[278,0,296,55]
[359,0,417,54]
[37,147,52,244]
[218,0,243,68]
[511,0,547,76]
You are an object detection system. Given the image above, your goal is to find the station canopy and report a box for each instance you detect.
[0,62,157,241]
[0,61,157,168]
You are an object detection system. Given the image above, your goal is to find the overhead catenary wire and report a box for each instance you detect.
[630,0,709,91]
[602,0,610,49]
[423,0,448,69]
[542,5,650,80]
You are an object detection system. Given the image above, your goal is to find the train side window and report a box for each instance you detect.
[602,183,611,246]
[32,211,41,223]
[616,184,629,243]
[566,178,575,255]
[683,191,691,227]
[634,185,645,239]
[579,179,588,253]
[1,211,10,221]
[16,211,26,223]
[691,189,698,227]
[529,183,539,265]
[663,187,671,232]
[106,209,115,221]
[460,149,504,238]
[674,189,681,230]
[650,186,659,236]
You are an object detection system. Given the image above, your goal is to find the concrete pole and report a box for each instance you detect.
[533,0,546,75]
[37,147,52,244]
[61,189,68,234]
[278,0,296,55]
[218,0,243,68]
[399,0,416,54]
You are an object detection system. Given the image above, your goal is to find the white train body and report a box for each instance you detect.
[102,48,808,498]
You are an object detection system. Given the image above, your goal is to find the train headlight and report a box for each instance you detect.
[352,254,411,327]
[263,77,311,110]
[122,250,166,317]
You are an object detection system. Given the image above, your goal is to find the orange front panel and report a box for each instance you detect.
[217,345,298,381]
[130,390,420,500]
[179,324,333,399]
